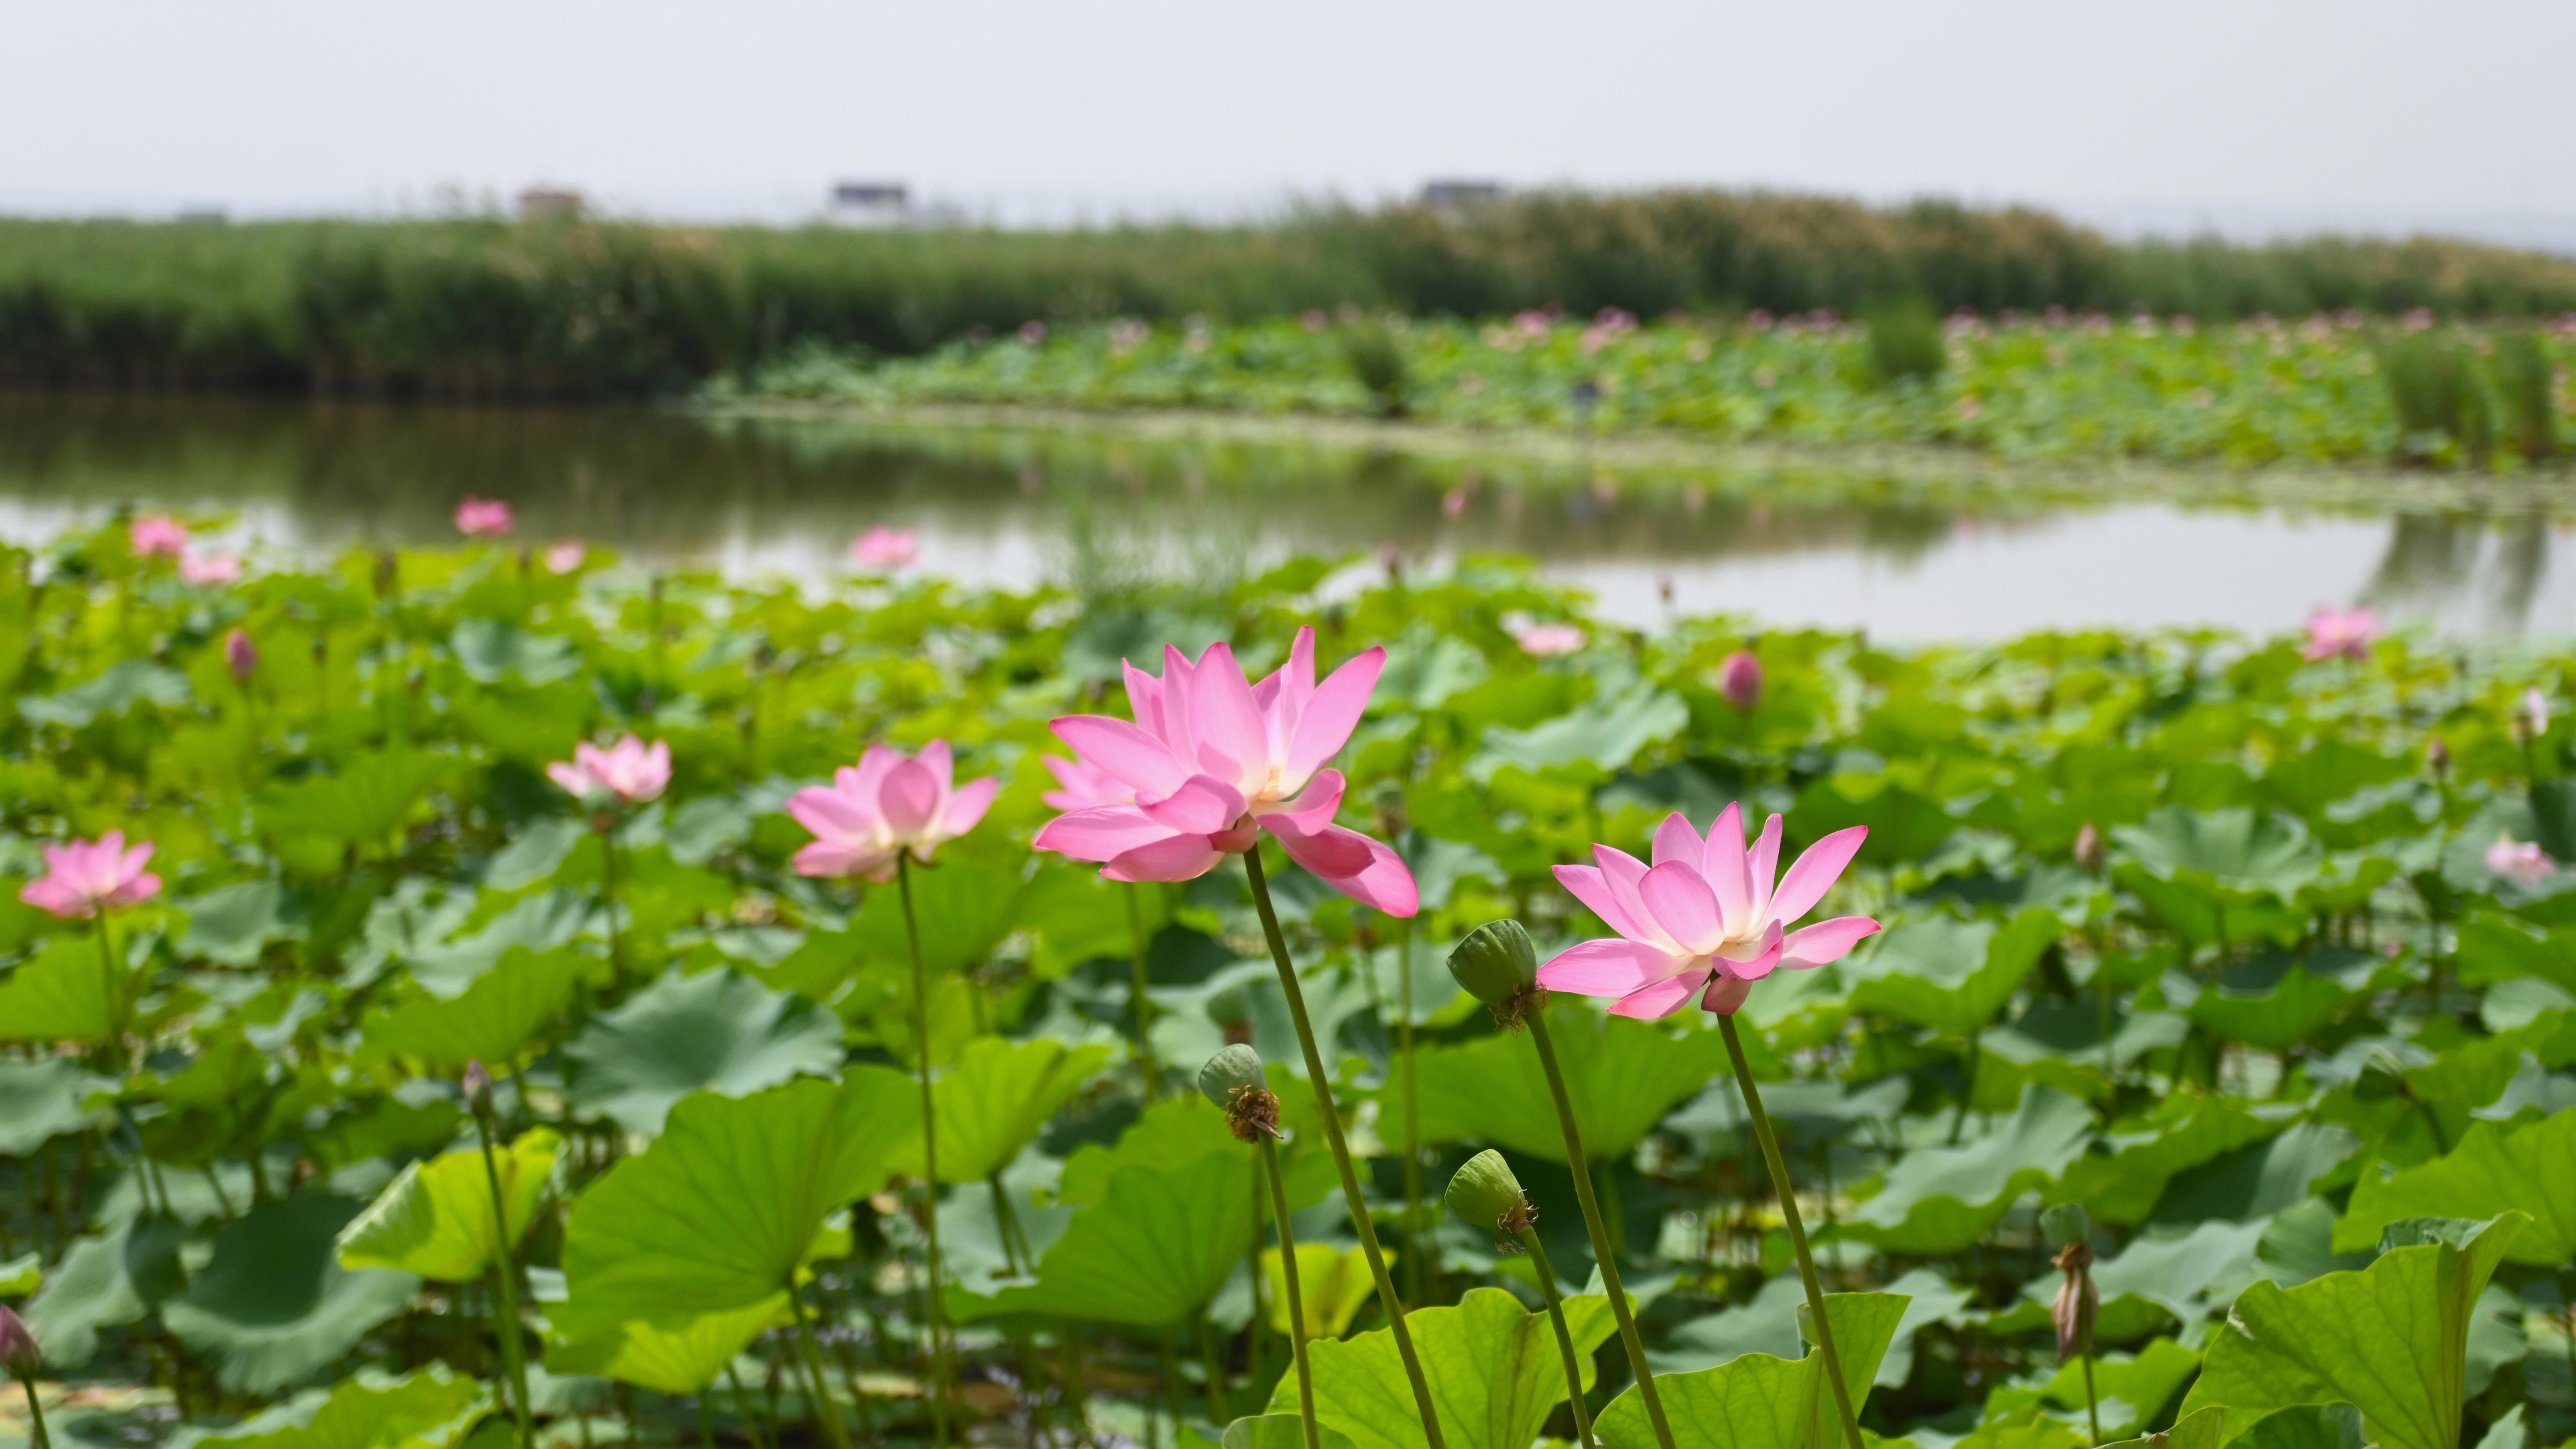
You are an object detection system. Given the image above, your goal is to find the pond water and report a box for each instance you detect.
[2,394,2569,642]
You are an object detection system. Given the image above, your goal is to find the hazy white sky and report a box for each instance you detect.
[10,0,2574,241]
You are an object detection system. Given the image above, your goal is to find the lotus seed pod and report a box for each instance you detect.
[1445,1149,1535,1238]
[2038,1202,2089,1248]
[1198,1045,1265,1108]
[0,1304,37,1380]
[1449,919,1539,1011]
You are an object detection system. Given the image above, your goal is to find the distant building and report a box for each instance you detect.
[1420,180,1507,210]
[831,182,910,222]
[517,188,585,221]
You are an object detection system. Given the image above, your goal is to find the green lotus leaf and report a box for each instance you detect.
[546,1291,786,1395]
[163,1195,423,1394]
[564,968,845,1136]
[0,1055,112,1154]
[0,932,117,1044]
[1223,1416,1359,1449]
[178,1365,491,1449]
[23,1215,185,1368]
[19,659,191,728]
[1981,1338,2202,1439]
[362,946,583,1075]
[1844,909,2058,1037]
[888,1034,1113,1184]
[1471,683,1689,783]
[1408,996,1732,1163]
[336,1129,560,1281]
[560,1071,918,1323]
[2231,1406,2366,1449]
[0,1251,38,1296]
[1841,1088,2095,1254]
[407,889,593,999]
[1597,1291,1905,1449]
[451,619,583,686]
[2098,1405,2231,1449]
[1273,1285,1617,1449]
[2454,913,2576,994]
[2051,1098,2298,1226]
[1263,1242,1377,1341]
[253,748,453,858]
[178,879,309,967]
[845,860,1030,976]
[988,1145,1256,1328]
[2181,1213,2527,1449]
[2333,1109,2576,1265]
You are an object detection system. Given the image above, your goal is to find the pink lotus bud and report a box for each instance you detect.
[224,628,257,683]
[1718,650,1764,712]
[2426,735,2451,777]
[2072,821,2104,874]
[462,1060,494,1113]
[0,1303,37,1379]
[544,540,587,576]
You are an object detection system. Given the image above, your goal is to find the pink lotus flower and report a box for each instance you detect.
[2302,607,2378,662]
[129,514,189,559]
[224,628,257,683]
[2487,837,2555,886]
[851,527,918,569]
[455,497,514,538]
[1718,650,1764,712]
[177,551,241,586]
[1031,629,1418,916]
[2520,687,2549,737]
[1515,623,1586,658]
[544,540,587,575]
[20,831,163,919]
[788,741,996,881]
[547,736,672,807]
[1040,753,1134,812]
[1539,805,1877,1017]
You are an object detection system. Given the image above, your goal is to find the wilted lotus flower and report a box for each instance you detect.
[851,527,918,569]
[1516,624,1586,658]
[2302,606,2378,662]
[177,551,241,586]
[224,628,257,683]
[1539,804,1877,1017]
[1032,628,1418,915]
[454,497,514,538]
[20,832,162,919]
[544,540,587,575]
[0,1303,38,1380]
[2050,1241,2097,1362]
[129,514,189,559]
[2487,837,2555,886]
[1717,650,1763,712]
[788,740,996,881]
[548,736,672,807]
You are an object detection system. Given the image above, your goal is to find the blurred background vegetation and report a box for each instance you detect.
[8,190,2576,399]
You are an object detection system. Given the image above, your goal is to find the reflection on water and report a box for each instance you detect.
[0,394,2568,641]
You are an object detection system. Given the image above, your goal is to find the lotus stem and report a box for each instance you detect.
[1125,884,1163,1099]
[16,1375,50,1449]
[725,1362,771,1449]
[1717,1014,1865,1449]
[1524,1005,1674,1449]
[91,913,125,1069]
[1398,915,1426,1306]
[599,827,629,993]
[1257,1134,1320,1449]
[1516,1228,1595,1448]
[1242,846,1448,1449]
[784,1287,853,1449]
[470,1108,536,1449]
[895,853,953,1448]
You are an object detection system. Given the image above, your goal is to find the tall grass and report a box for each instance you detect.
[4,192,2575,397]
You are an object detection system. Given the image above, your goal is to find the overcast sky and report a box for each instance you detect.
[11,0,2574,244]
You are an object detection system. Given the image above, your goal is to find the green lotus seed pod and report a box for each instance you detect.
[1448,919,1539,1008]
[2038,1203,2089,1249]
[1198,1045,1266,1109]
[1445,1149,1533,1235]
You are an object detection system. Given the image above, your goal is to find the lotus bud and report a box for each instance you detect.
[462,1059,494,1115]
[373,549,398,599]
[2050,1241,2097,1363]
[0,1304,37,1380]
[2426,734,2451,779]
[1197,1046,1279,1142]
[1718,650,1764,712]
[2071,821,2104,875]
[1448,919,1542,1027]
[2522,687,2550,738]
[1445,1150,1536,1242]
[224,627,257,684]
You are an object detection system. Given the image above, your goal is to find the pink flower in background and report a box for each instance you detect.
[1441,487,1470,519]
[544,540,587,575]
[224,628,257,683]
[2487,837,2556,886]
[2520,687,2549,737]
[129,514,188,559]
[2302,607,2378,662]
[1040,753,1134,812]
[548,736,672,807]
[1718,650,1764,712]
[177,551,241,586]
[851,527,918,569]
[788,741,995,881]
[1033,628,1418,915]
[20,832,162,919]
[1516,624,1586,657]
[1540,804,1877,1018]
[454,497,514,538]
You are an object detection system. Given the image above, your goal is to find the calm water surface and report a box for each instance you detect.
[0,395,2568,641]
